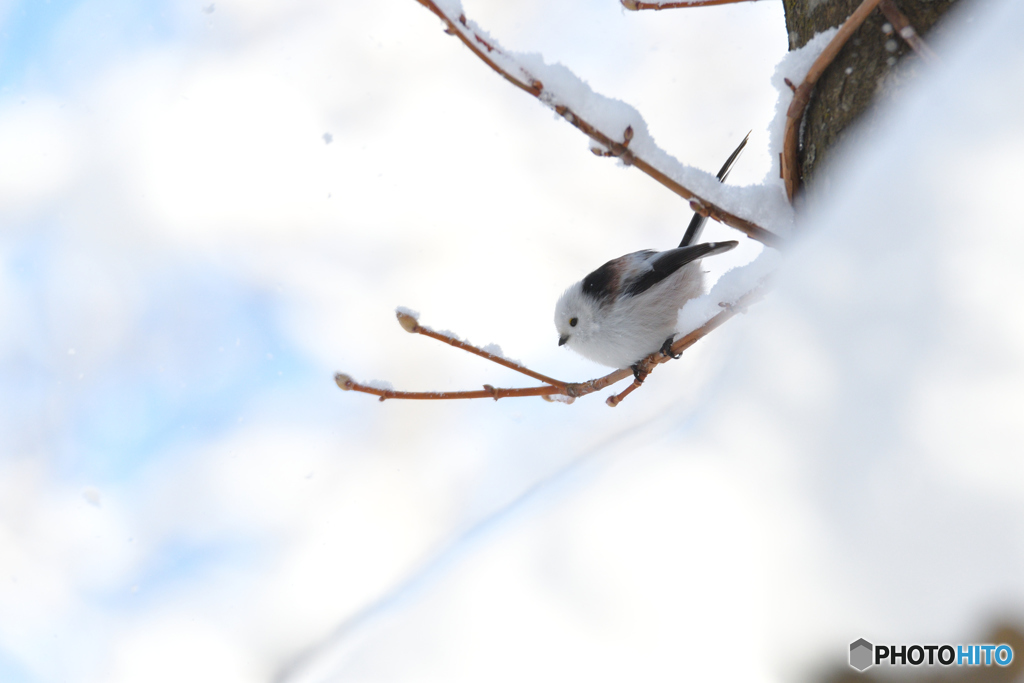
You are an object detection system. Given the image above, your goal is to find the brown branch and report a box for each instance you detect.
[413,0,783,250]
[622,0,761,9]
[396,311,567,388]
[879,0,938,62]
[334,374,565,402]
[335,285,768,407]
[416,3,542,99]
[781,0,884,202]
[605,377,644,407]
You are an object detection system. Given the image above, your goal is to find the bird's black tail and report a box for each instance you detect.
[679,132,750,248]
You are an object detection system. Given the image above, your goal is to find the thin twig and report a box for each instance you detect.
[334,374,564,402]
[335,284,768,407]
[413,0,783,250]
[396,311,567,388]
[781,0,884,202]
[622,0,760,9]
[879,0,938,62]
[605,378,643,407]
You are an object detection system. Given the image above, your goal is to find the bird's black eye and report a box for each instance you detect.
[569,317,578,327]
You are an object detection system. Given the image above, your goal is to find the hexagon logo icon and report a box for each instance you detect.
[849,638,874,671]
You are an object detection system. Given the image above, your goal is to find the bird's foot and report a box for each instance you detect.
[660,336,681,360]
[630,363,649,384]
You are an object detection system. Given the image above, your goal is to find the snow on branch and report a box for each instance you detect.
[621,0,935,203]
[413,0,790,248]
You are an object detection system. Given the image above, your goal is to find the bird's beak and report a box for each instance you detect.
[558,334,569,346]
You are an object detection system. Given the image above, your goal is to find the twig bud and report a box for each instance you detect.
[334,373,355,390]
[623,125,634,144]
[396,311,419,333]
[620,0,640,10]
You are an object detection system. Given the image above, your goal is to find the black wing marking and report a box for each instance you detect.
[580,251,656,304]
[680,131,751,247]
[622,241,738,298]
[580,259,620,304]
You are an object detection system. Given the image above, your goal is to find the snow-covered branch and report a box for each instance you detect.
[414,0,789,248]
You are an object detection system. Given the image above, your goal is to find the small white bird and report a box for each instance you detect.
[554,134,748,374]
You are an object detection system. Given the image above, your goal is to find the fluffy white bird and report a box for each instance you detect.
[554,134,748,373]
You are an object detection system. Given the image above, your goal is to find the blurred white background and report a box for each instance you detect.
[1,0,1023,681]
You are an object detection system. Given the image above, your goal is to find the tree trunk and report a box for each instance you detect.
[780,0,960,196]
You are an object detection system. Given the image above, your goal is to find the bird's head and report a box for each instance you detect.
[554,282,600,350]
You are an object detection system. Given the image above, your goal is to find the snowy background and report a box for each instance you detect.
[2,0,1023,681]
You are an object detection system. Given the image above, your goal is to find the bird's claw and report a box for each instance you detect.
[630,363,649,384]
[660,336,681,360]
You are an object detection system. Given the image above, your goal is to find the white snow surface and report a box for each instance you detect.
[433,328,460,341]
[480,343,504,358]
[480,343,521,365]
[675,248,780,336]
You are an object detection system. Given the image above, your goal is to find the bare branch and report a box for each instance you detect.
[782,0,884,201]
[396,311,567,388]
[622,0,762,9]
[879,0,938,62]
[334,374,565,402]
[413,0,784,249]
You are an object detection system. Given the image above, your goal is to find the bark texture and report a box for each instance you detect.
[781,0,960,195]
